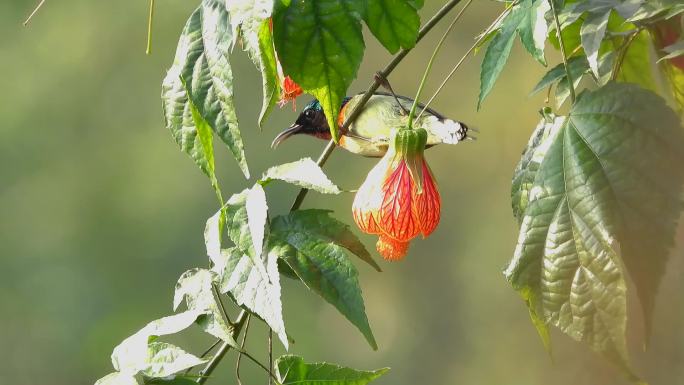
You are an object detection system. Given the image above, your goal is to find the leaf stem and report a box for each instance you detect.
[23,0,46,26]
[408,0,474,129]
[235,315,251,385]
[611,28,641,81]
[197,310,248,384]
[548,0,575,103]
[417,3,512,121]
[146,0,156,55]
[290,0,466,210]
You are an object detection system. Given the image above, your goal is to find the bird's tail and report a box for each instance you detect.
[425,116,474,145]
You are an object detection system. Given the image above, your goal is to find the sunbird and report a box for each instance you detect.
[271,92,473,157]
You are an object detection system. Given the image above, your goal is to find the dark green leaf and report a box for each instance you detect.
[275,355,388,385]
[213,247,288,348]
[262,158,341,194]
[173,269,237,346]
[363,0,421,54]
[506,82,684,376]
[162,1,249,178]
[225,1,281,127]
[271,209,380,271]
[479,0,548,109]
[273,0,365,141]
[111,311,207,377]
[530,55,589,96]
[271,218,377,349]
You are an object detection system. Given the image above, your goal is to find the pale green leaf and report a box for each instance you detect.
[213,247,288,348]
[111,311,207,376]
[173,269,237,346]
[580,9,611,77]
[162,0,249,178]
[273,0,365,141]
[246,184,269,259]
[275,355,388,385]
[363,0,421,54]
[506,83,684,376]
[95,372,139,385]
[262,158,341,194]
[658,40,684,62]
[204,210,224,269]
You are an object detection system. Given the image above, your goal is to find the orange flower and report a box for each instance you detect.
[278,75,303,110]
[352,128,441,261]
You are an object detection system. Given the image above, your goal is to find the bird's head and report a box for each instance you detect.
[272,98,349,148]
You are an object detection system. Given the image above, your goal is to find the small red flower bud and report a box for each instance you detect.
[278,75,303,110]
[352,128,441,261]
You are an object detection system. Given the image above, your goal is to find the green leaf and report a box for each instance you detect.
[246,184,269,259]
[204,210,224,269]
[614,30,657,91]
[530,55,589,96]
[262,158,341,194]
[95,372,139,385]
[275,355,388,385]
[144,378,199,385]
[185,81,217,185]
[363,0,421,54]
[273,0,365,141]
[506,82,684,376]
[223,189,263,258]
[660,61,684,114]
[272,209,380,271]
[111,311,208,377]
[173,269,238,346]
[479,0,548,109]
[162,0,250,178]
[271,216,377,349]
[213,247,288,348]
[580,9,611,77]
[658,39,684,62]
[225,1,281,127]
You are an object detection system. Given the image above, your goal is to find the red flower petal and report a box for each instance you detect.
[377,159,420,241]
[414,160,441,237]
[278,76,303,110]
[376,235,410,261]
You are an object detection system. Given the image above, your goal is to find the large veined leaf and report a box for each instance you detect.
[273,0,365,141]
[213,247,288,348]
[110,311,208,378]
[479,0,549,109]
[173,268,238,346]
[363,0,422,54]
[272,209,380,271]
[506,83,684,374]
[162,0,249,178]
[275,355,388,385]
[261,158,341,194]
[271,212,377,349]
[225,0,281,127]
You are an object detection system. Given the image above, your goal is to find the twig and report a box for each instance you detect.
[239,348,280,384]
[290,0,466,211]
[408,0,474,128]
[417,4,513,120]
[23,0,46,26]
[146,0,156,55]
[197,310,248,384]
[548,0,575,103]
[235,315,251,385]
[268,329,274,385]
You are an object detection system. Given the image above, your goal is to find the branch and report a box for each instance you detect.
[290,0,466,211]
[196,310,248,384]
[548,0,575,103]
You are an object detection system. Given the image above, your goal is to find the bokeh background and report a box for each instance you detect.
[2,1,684,385]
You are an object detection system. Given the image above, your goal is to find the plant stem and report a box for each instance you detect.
[197,310,248,384]
[235,315,251,385]
[611,28,641,81]
[290,0,465,210]
[268,329,274,385]
[23,0,46,26]
[408,0,474,129]
[417,4,513,121]
[548,0,575,103]
[146,0,156,55]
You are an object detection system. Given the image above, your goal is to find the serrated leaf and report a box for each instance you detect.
[273,0,365,141]
[204,210,224,269]
[95,372,139,385]
[272,209,380,271]
[581,9,611,77]
[246,184,269,260]
[111,311,207,376]
[162,0,249,178]
[275,355,388,385]
[530,55,589,96]
[479,0,547,109]
[223,189,261,257]
[225,1,281,128]
[658,39,684,62]
[506,83,684,376]
[173,269,237,346]
[213,247,288,348]
[363,0,421,54]
[262,158,341,194]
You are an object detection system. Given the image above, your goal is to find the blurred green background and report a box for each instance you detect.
[2,1,684,385]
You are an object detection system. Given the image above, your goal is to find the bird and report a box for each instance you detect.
[271,92,474,157]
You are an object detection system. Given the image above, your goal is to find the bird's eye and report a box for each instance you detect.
[304,109,314,119]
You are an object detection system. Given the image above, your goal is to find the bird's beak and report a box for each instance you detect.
[271,123,304,149]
